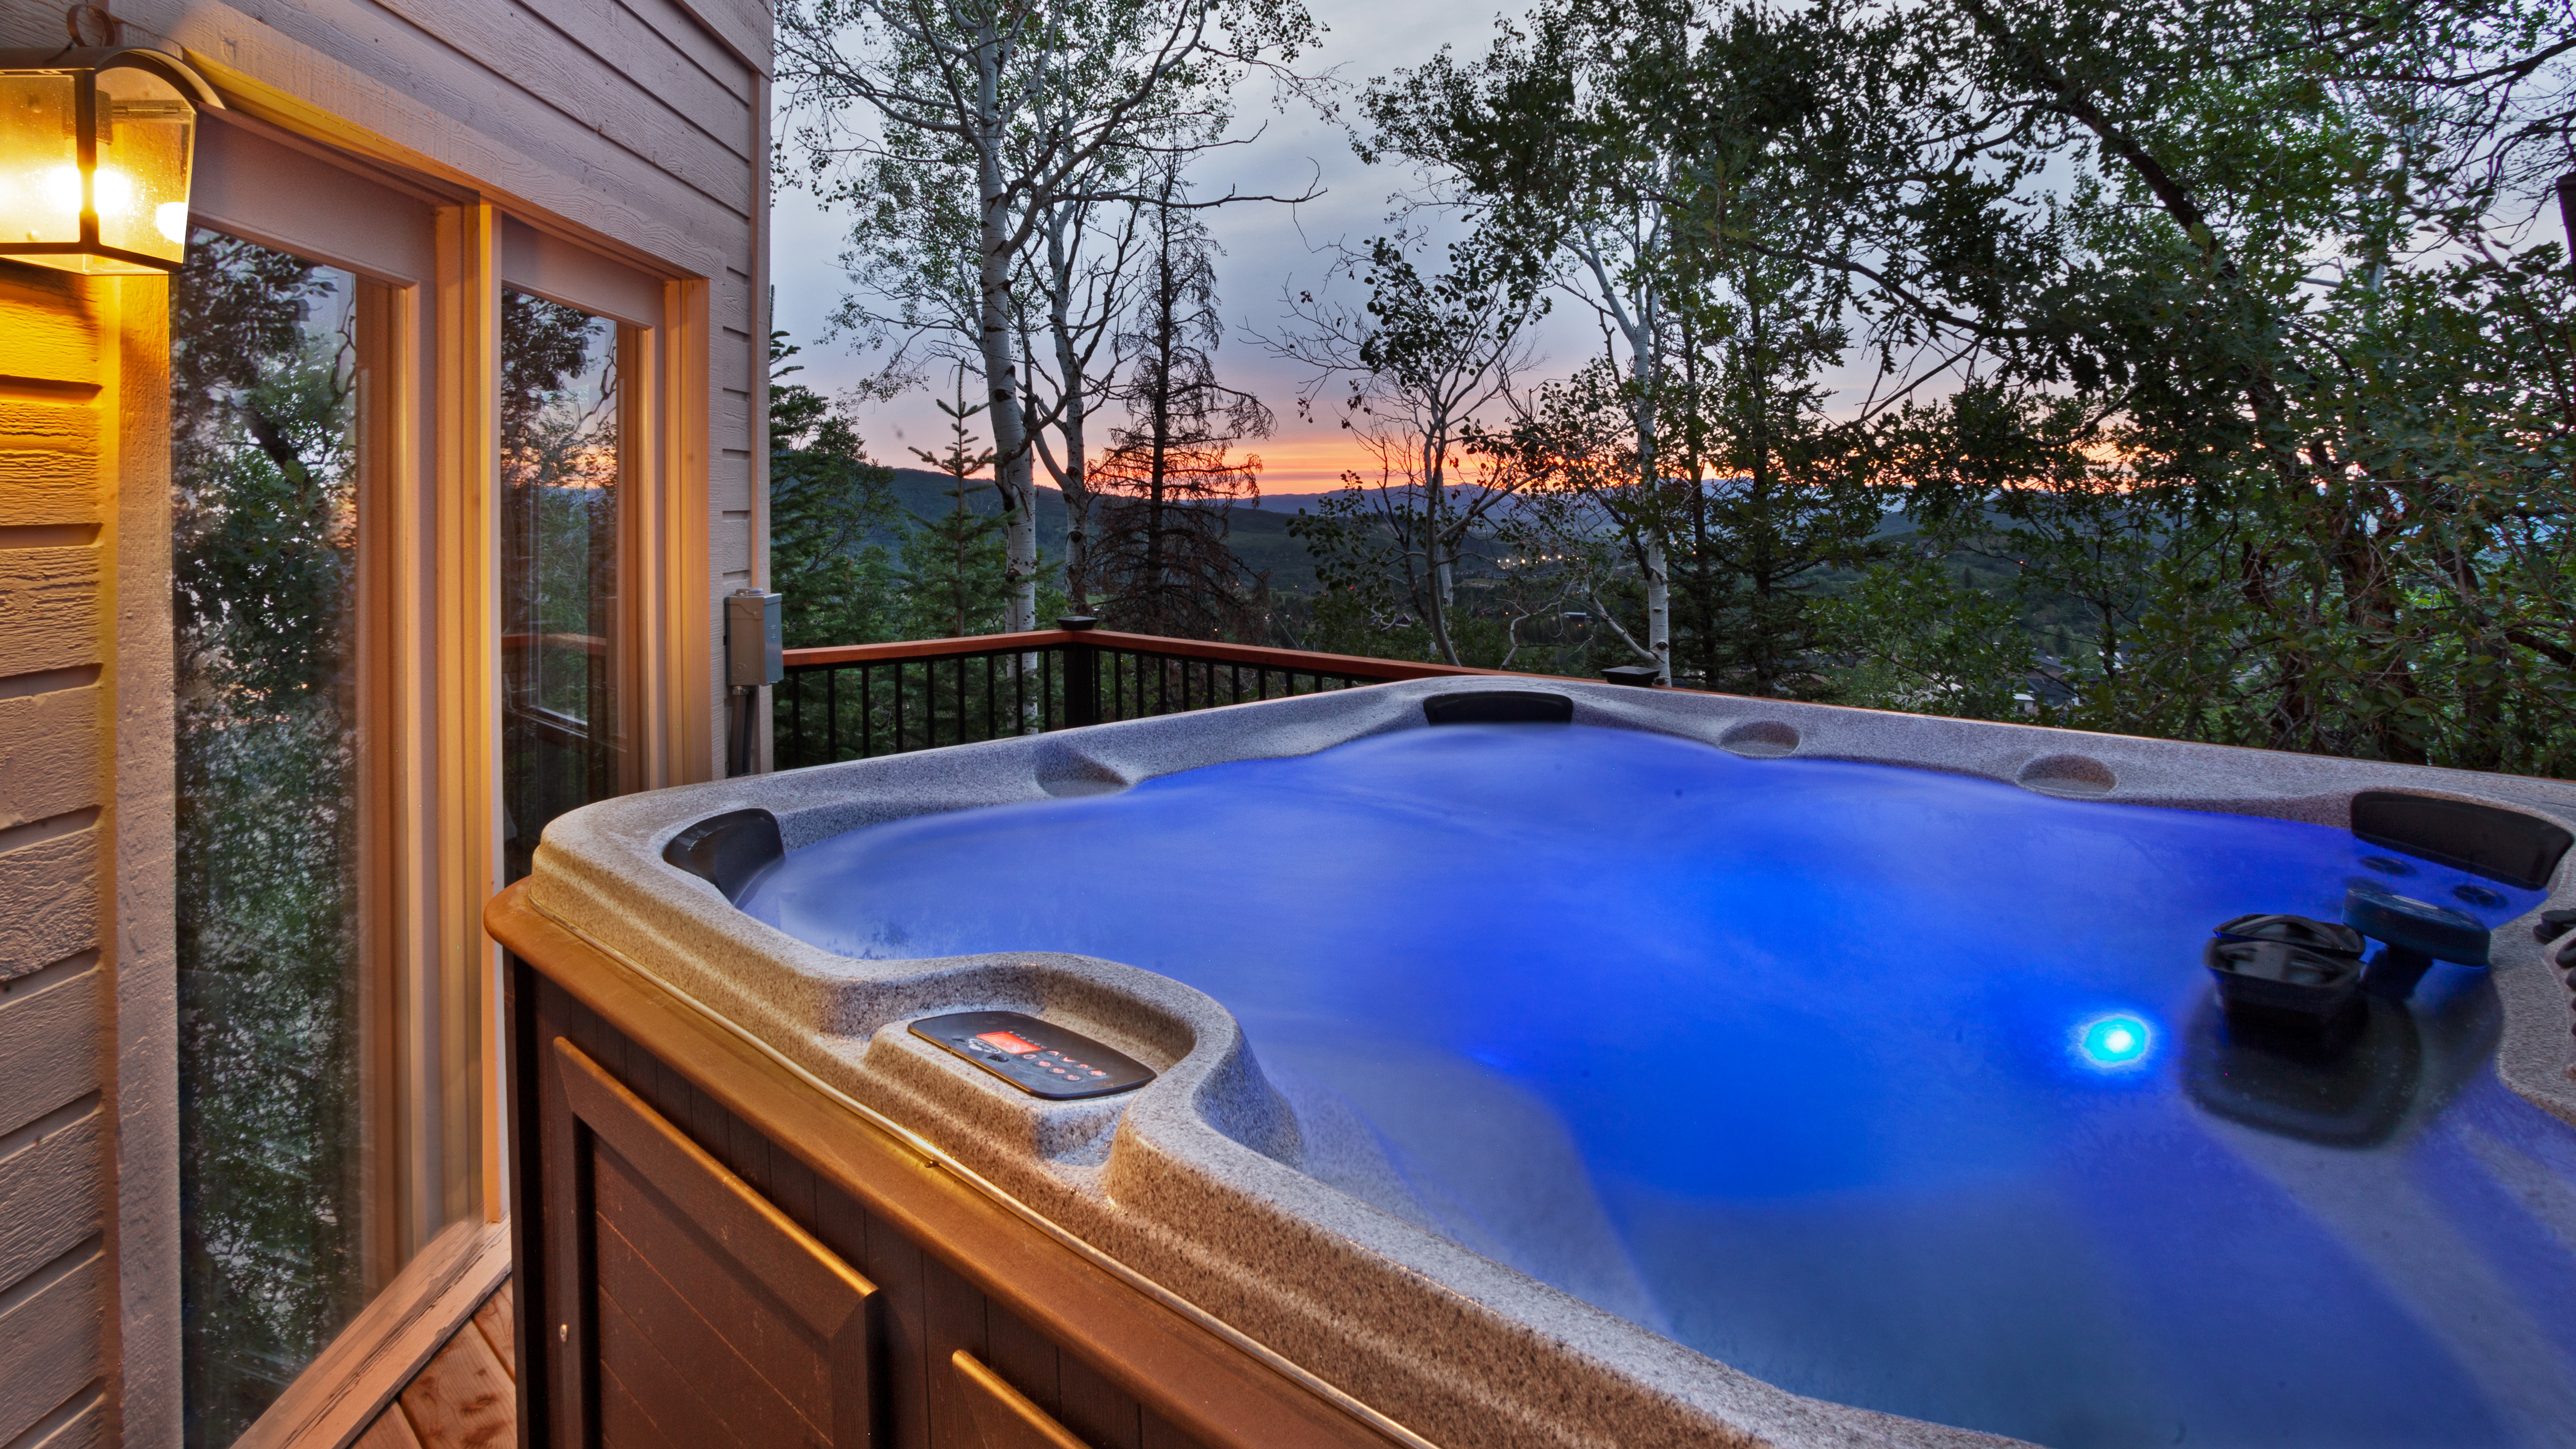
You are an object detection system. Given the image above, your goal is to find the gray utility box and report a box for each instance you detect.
[726,590,783,688]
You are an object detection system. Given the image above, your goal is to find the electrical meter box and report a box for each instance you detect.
[725,590,783,688]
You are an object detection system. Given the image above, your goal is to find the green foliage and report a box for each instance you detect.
[1268,227,1551,664]
[170,233,369,1448]
[902,370,1017,638]
[770,333,904,648]
[1345,0,2576,764]
[900,497,1015,639]
[1816,560,2037,720]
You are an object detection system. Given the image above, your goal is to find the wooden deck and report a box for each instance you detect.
[354,1279,518,1449]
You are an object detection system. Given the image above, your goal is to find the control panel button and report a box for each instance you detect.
[910,1011,1157,1101]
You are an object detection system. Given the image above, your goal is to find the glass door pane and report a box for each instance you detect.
[170,230,382,1447]
[500,290,624,882]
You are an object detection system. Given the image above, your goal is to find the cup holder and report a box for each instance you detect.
[2018,753,2116,798]
[1719,720,1799,758]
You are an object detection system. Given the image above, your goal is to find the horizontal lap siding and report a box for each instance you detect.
[120,0,767,274]
[372,0,757,216]
[0,267,114,1449]
[0,401,105,527]
[0,688,103,831]
[0,549,103,681]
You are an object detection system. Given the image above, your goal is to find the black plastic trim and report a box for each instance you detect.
[2349,791,2571,890]
[661,807,784,904]
[1421,691,1575,727]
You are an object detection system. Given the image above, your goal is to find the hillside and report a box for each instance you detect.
[879,468,1322,594]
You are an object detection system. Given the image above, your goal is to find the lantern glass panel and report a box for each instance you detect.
[95,64,193,271]
[0,72,79,249]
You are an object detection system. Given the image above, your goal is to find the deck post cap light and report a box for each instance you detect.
[1,46,221,275]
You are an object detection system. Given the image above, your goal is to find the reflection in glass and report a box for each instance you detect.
[501,291,623,881]
[171,231,374,1446]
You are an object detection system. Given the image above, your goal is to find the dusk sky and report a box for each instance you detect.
[764,0,1600,503]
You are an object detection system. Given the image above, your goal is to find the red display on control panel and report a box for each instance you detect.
[973,1030,1041,1055]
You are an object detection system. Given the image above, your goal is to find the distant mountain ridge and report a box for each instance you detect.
[878,467,1319,593]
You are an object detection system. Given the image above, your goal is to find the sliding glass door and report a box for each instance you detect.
[170,231,390,1447]
[167,126,680,1446]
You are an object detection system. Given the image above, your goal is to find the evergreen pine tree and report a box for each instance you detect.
[768,331,904,648]
[901,367,1013,637]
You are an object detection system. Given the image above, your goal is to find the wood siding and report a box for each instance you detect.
[0,261,130,1447]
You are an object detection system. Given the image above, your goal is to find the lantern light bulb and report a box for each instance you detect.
[156,201,186,243]
[35,165,137,217]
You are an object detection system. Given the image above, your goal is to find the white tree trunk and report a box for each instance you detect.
[1643,533,1672,684]
[1049,242,1094,613]
[974,29,1040,633]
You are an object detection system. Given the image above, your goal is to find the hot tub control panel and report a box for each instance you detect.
[909,1011,1156,1100]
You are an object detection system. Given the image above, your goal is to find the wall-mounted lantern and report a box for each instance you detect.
[1,47,221,275]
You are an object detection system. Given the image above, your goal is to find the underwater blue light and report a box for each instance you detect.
[2078,1014,2153,1068]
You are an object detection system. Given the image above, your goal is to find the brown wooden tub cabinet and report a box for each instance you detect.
[488,882,1402,1449]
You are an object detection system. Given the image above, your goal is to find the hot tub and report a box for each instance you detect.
[508,680,2576,1449]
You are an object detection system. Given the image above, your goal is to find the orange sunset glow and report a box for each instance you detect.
[1238,430,1499,503]
[1244,433,1366,497]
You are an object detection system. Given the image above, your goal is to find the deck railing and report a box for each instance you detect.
[772,622,1538,768]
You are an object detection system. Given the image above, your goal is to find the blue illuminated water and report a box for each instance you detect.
[741,723,2576,1447]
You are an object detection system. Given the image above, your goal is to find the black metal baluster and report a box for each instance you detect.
[824,667,839,762]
